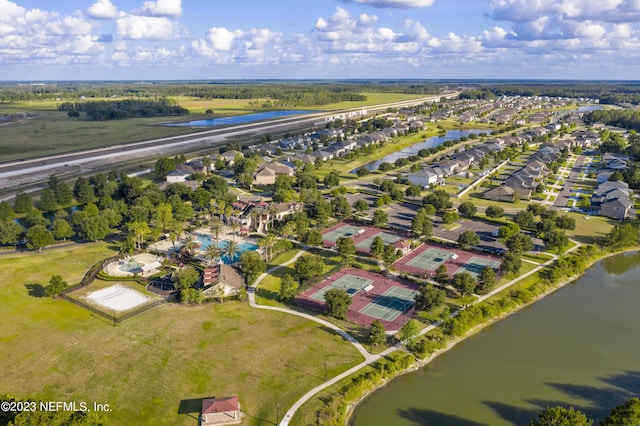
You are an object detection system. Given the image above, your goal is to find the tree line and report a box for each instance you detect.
[57,98,189,120]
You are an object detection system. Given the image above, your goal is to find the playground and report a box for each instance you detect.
[296,268,420,329]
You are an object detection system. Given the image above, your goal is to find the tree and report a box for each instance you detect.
[478,266,497,292]
[0,201,15,221]
[323,171,340,187]
[353,199,369,213]
[331,195,352,219]
[457,201,477,219]
[336,236,357,265]
[405,185,422,197]
[38,188,57,211]
[324,288,352,319]
[457,230,480,249]
[74,177,95,204]
[370,235,385,259]
[52,219,74,240]
[514,210,536,228]
[555,215,576,231]
[172,266,199,290]
[543,229,569,253]
[485,205,505,218]
[442,211,460,225]
[180,288,204,304]
[607,223,640,248]
[434,264,449,285]
[501,251,523,275]
[25,225,53,251]
[422,190,452,212]
[398,319,420,342]
[304,229,323,246]
[356,167,370,177]
[498,223,521,240]
[411,208,433,237]
[601,397,640,426]
[54,181,73,205]
[505,233,534,254]
[239,250,266,284]
[127,221,150,251]
[14,192,33,214]
[415,284,446,312]
[372,209,388,226]
[44,275,68,296]
[277,273,298,303]
[223,239,240,261]
[369,319,387,347]
[452,272,476,296]
[0,220,24,246]
[203,244,222,266]
[530,406,592,426]
[383,244,399,267]
[294,255,324,285]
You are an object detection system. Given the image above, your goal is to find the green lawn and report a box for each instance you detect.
[0,244,363,425]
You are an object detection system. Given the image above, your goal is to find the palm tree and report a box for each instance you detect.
[250,208,261,233]
[230,221,241,242]
[223,240,239,263]
[127,221,150,251]
[182,235,200,258]
[280,221,296,241]
[203,244,222,266]
[267,202,279,231]
[210,217,223,244]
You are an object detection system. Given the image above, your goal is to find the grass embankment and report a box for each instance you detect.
[0,243,363,425]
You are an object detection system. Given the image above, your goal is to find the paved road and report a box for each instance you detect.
[553,154,586,209]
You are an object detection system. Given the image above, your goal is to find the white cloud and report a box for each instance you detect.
[192,26,283,64]
[342,0,435,8]
[138,0,182,18]
[87,0,118,19]
[116,14,182,40]
[206,27,239,51]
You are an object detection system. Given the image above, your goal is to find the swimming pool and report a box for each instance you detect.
[195,235,259,264]
[118,261,144,273]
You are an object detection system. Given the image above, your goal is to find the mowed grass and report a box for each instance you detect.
[0,243,363,425]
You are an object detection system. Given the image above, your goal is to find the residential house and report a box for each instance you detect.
[483,185,517,202]
[201,396,241,426]
[203,264,245,298]
[220,150,243,166]
[599,198,636,220]
[166,164,195,183]
[253,162,295,186]
[408,169,439,187]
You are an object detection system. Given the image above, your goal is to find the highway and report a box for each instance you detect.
[0,92,457,197]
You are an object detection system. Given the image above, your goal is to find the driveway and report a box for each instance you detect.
[553,154,586,209]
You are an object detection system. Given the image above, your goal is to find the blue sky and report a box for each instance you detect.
[2,0,640,80]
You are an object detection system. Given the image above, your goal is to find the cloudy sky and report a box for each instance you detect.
[2,0,640,80]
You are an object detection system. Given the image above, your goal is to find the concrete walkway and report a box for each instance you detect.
[272,241,580,425]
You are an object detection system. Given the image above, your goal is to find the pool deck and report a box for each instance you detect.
[103,253,163,277]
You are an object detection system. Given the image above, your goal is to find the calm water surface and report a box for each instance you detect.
[359,128,488,172]
[165,110,317,127]
[351,251,640,426]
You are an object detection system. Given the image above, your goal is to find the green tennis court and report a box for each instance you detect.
[356,232,402,249]
[457,256,501,277]
[310,274,374,301]
[359,286,418,322]
[407,247,455,271]
[322,225,365,243]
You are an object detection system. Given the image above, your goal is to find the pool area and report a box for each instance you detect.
[118,261,144,274]
[195,234,259,264]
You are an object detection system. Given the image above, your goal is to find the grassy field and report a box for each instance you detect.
[0,92,428,162]
[0,243,363,425]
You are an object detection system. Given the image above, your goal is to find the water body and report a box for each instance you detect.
[164,110,317,127]
[359,128,488,172]
[351,251,640,426]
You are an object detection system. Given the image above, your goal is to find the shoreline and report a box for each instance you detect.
[342,247,639,425]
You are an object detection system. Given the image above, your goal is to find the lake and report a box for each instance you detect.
[350,251,640,425]
[357,128,488,172]
[164,110,317,127]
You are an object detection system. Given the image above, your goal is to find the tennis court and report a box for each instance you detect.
[356,231,403,250]
[406,247,456,271]
[310,273,373,301]
[322,224,365,243]
[359,286,418,322]
[456,256,501,277]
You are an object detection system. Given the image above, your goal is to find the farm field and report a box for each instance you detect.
[0,243,363,425]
